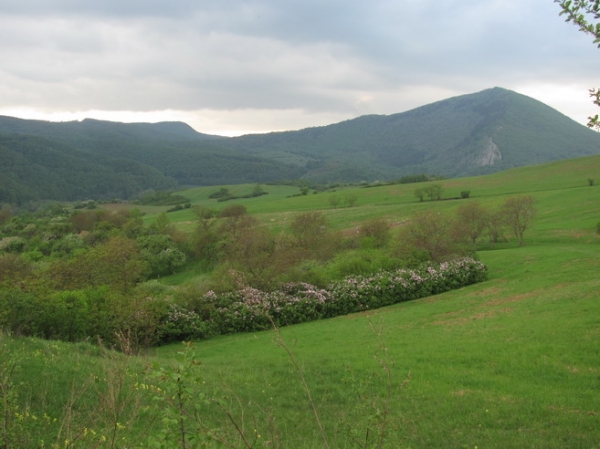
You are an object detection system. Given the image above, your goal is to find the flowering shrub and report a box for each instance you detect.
[163,257,487,340]
[158,304,215,343]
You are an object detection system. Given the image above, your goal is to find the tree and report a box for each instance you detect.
[555,0,600,129]
[344,194,358,207]
[251,184,266,197]
[454,202,489,248]
[192,205,217,232]
[223,226,279,290]
[47,236,145,291]
[137,234,187,277]
[0,205,12,225]
[395,210,465,262]
[414,188,425,202]
[150,212,175,235]
[290,211,329,250]
[290,211,340,260]
[501,195,536,246]
[218,204,256,239]
[424,184,444,201]
[486,209,507,247]
[359,218,392,248]
[0,253,32,286]
[328,194,341,209]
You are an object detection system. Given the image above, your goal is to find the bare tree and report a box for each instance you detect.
[359,217,392,248]
[454,202,489,248]
[396,210,465,262]
[290,211,341,260]
[486,209,507,247]
[501,195,536,246]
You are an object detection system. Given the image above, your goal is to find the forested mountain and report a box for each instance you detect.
[223,87,600,182]
[0,117,304,203]
[2,87,600,203]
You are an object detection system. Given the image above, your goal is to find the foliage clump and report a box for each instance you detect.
[157,257,487,342]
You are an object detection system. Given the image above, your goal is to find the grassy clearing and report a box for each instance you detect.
[3,155,600,447]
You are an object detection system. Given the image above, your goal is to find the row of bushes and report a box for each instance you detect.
[160,257,487,342]
[0,258,486,348]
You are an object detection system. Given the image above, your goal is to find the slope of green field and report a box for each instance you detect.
[2,155,599,448]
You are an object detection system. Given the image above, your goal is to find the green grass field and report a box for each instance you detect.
[2,155,600,448]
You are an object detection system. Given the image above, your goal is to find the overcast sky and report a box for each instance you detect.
[0,0,598,136]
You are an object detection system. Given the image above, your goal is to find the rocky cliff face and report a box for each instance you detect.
[476,137,502,166]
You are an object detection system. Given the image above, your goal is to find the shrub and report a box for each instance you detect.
[359,218,392,248]
[171,258,487,342]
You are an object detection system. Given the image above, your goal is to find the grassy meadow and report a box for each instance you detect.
[2,155,600,448]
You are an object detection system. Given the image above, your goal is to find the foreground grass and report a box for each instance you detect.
[3,155,600,447]
[3,241,599,448]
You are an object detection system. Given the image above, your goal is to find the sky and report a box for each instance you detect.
[0,0,599,137]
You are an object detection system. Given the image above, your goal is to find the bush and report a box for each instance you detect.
[171,258,487,341]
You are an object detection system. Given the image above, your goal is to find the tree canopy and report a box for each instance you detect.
[555,0,600,129]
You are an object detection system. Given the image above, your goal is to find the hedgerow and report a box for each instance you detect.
[0,258,486,347]
[158,257,487,342]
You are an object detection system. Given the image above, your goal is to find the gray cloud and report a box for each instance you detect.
[0,0,598,134]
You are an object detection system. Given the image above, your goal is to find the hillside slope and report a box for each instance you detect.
[223,87,600,181]
[0,117,303,203]
[2,87,600,202]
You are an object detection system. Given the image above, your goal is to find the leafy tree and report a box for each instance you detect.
[122,209,145,238]
[0,206,11,225]
[220,204,247,218]
[192,205,218,232]
[218,204,256,239]
[0,253,32,286]
[252,184,266,197]
[137,234,187,277]
[555,0,600,129]
[150,212,175,235]
[424,184,444,201]
[191,225,221,268]
[328,194,341,209]
[501,195,536,246]
[414,188,425,202]
[344,194,358,207]
[209,187,232,199]
[399,174,430,184]
[47,236,145,291]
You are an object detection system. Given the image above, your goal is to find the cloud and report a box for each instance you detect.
[0,0,599,135]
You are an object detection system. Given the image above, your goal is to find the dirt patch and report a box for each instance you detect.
[451,389,473,397]
[483,292,536,307]
[468,286,503,297]
[432,307,513,326]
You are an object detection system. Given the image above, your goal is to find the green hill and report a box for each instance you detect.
[2,87,600,203]
[0,117,304,203]
[223,87,600,181]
